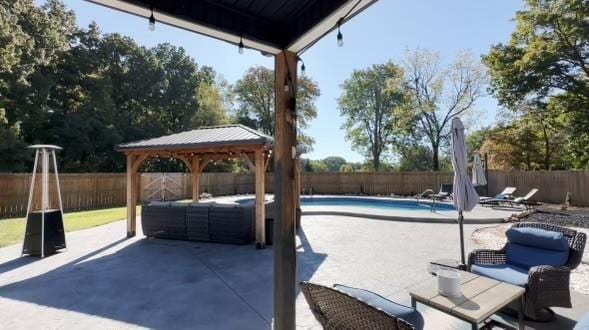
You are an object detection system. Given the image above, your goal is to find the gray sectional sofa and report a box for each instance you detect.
[141,201,255,244]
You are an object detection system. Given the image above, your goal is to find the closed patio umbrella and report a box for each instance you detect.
[472,153,487,186]
[450,118,480,267]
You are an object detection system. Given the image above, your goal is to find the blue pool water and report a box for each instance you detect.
[234,196,456,211]
[300,197,455,211]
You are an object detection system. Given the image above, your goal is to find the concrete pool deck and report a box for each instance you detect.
[0,216,587,329]
[212,194,520,224]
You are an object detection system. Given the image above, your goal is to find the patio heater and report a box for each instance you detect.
[22,145,66,257]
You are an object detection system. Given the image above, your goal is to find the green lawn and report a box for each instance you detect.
[0,206,141,248]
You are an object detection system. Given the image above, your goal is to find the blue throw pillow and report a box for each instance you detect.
[506,227,569,251]
[334,284,424,330]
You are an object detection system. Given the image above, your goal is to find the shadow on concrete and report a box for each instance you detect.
[0,256,37,274]
[0,229,327,329]
[0,237,128,275]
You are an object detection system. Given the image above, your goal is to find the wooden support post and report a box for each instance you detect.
[273,50,297,330]
[255,148,265,249]
[295,158,301,230]
[126,154,137,237]
[192,157,200,202]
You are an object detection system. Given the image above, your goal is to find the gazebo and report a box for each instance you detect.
[117,124,273,247]
[87,1,378,328]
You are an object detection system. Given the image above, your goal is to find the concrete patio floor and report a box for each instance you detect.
[0,215,587,329]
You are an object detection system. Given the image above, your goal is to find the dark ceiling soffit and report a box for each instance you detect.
[85,0,282,54]
[127,0,282,45]
[85,0,377,54]
[116,139,272,152]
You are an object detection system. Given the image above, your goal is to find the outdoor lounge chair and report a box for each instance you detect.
[480,186,517,201]
[432,184,453,201]
[480,188,539,208]
[300,281,424,329]
[468,222,586,321]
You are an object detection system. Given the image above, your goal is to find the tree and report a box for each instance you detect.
[339,164,354,172]
[323,156,347,173]
[484,0,589,167]
[398,145,434,171]
[232,66,320,151]
[0,109,26,171]
[338,62,410,171]
[0,0,230,172]
[403,49,487,171]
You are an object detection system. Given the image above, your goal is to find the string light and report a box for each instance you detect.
[148,6,155,31]
[336,20,343,47]
[238,35,244,54]
[299,58,306,74]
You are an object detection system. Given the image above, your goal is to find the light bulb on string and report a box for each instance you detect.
[148,6,155,31]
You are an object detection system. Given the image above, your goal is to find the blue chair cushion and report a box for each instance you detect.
[471,264,529,287]
[506,227,569,251]
[505,227,569,269]
[334,284,424,330]
[574,312,589,330]
[506,243,569,269]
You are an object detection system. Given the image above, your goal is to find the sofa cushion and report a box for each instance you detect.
[506,243,569,269]
[506,227,569,251]
[150,201,170,206]
[471,264,529,287]
[334,284,424,330]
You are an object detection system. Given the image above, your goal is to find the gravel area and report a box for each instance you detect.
[472,209,589,295]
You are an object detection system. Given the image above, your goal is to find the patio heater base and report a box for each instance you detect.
[22,209,66,257]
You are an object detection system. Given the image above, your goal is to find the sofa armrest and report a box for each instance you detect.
[467,249,507,269]
[527,265,572,309]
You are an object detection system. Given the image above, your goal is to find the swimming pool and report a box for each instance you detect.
[235,196,455,211]
[228,195,510,223]
[300,197,455,211]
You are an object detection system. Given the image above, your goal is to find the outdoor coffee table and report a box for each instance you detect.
[409,270,525,330]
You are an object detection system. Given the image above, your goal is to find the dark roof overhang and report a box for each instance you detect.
[85,0,377,54]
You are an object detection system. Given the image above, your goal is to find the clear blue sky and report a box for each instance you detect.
[61,0,523,162]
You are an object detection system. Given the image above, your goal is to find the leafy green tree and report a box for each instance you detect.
[484,0,589,167]
[323,156,347,173]
[0,0,230,172]
[232,66,320,151]
[0,109,27,171]
[339,164,354,172]
[338,62,410,171]
[398,145,434,171]
[403,49,487,171]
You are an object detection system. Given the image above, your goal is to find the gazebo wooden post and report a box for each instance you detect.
[191,157,201,202]
[294,158,301,230]
[254,148,265,248]
[126,153,137,237]
[273,50,297,330]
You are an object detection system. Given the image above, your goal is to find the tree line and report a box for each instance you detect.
[338,0,588,171]
[2,0,586,174]
[0,0,319,172]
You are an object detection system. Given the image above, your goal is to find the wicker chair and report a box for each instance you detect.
[467,222,586,321]
[300,282,419,329]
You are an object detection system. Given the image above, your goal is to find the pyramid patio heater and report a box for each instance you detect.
[22,145,66,257]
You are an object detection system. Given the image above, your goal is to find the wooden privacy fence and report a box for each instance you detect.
[487,170,589,207]
[1,170,589,218]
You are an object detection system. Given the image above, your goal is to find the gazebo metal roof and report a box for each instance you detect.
[86,0,376,54]
[116,124,272,152]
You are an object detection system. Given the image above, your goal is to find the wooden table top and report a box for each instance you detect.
[409,270,525,324]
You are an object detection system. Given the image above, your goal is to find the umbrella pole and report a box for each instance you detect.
[458,211,466,269]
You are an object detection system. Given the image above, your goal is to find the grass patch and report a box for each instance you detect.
[0,206,140,248]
